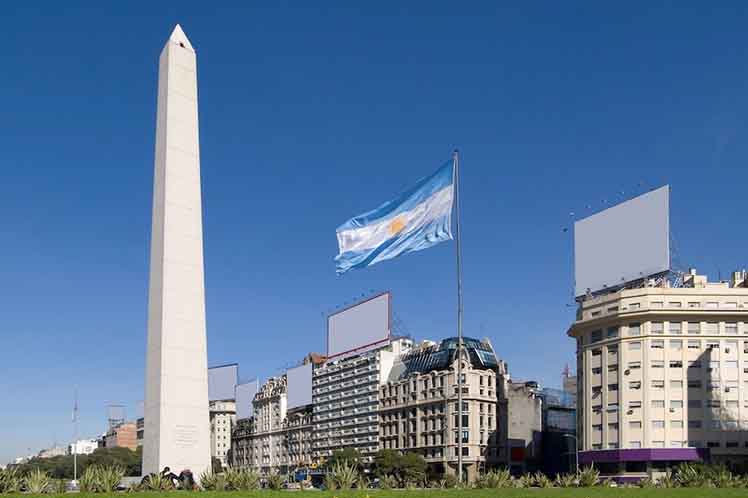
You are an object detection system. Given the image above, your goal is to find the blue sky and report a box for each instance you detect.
[2,2,748,462]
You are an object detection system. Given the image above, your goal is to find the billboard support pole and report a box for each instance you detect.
[453,149,464,483]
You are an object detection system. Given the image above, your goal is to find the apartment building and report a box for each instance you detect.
[569,269,748,478]
[379,337,503,482]
[210,400,236,468]
[312,338,413,464]
[230,375,315,474]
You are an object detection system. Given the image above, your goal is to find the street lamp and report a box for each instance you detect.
[562,434,578,473]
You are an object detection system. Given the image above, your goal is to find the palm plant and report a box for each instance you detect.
[98,465,125,492]
[555,472,577,487]
[355,473,370,489]
[576,465,600,487]
[515,473,534,488]
[323,472,337,491]
[0,468,23,494]
[658,472,678,488]
[329,462,357,490]
[379,474,398,490]
[475,469,512,489]
[674,463,710,488]
[532,471,552,488]
[266,472,284,490]
[224,468,260,491]
[79,465,101,493]
[24,469,51,494]
[141,472,175,491]
[199,470,223,491]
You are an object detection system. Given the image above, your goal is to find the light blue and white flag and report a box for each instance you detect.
[335,160,455,274]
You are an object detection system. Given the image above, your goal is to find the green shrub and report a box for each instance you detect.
[475,469,512,489]
[379,474,398,490]
[141,472,175,491]
[439,473,458,489]
[323,472,336,491]
[577,465,600,487]
[532,471,552,488]
[266,472,284,490]
[199,470,223,491]
[554,472,576,487]
[224,468,260,491]
[328,462,357,490]
[24,469,51,494]
[0,468,23,494]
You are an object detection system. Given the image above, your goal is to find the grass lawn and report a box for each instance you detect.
[38,490,748,498]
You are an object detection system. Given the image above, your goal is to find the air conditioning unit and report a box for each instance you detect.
[624,369,631,375]
[627,410,634,415]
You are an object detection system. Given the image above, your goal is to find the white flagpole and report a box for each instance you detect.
[73,388,78,485]
[453,149,465,483]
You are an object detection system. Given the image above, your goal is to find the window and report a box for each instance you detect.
[726,400,739,408]
[669,301,682,308]
[689,360,702,369]
[688,399,702,408]
[652,441,665,448]
[608,383,619,391]
[629,381,641,390]
[628,361,641,369]
[670,380,683,389]
[591,367,602,375]
[726,441,739,448]
[630,441,642,449]
[607,306,619,313]
[608,443,619,449]
[651,340,665,349]
[629,421,642,429]
[629,303,641,310]
[671,441,684,448]
[725,360,739,369]
[607,403,619,412]
[629,342,641,351]
[670,340,683,350]
[705,301,718,309]
[651,360,665,369]
[669,322,683,334]
[629,323,641,336]
[592,424,602,432]
[670,400,683,409]
[688,420,702,429]
[629,401,642,409]
[651,322,664,334]
[725,322,738,334]
[607,326,619,339]
[591,330,603,342]
[652,380,665,389]
[652,301,664,308]
[688,340,700,349]
[608,364,618,372]
[707,441,721,448]
[688,322,701,334]
[651,400,665,408]
[652,420,665,429]
[705,322,718,334]
[670,360,683,368]
[591,348,602,357]
[688,302,701,309]
[608,422,619,431]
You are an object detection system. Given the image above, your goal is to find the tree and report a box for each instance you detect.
[325,448,360,470]
[373,449,401,478]
[399,452,427,485]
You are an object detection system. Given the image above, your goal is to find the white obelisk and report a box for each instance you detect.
[143,24,210,478]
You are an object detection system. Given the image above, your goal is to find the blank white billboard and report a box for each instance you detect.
[208,364,238,401]
[235,379,259,420]
[574,185,670,297]
[287,363,313,409]
[327,292,390,358]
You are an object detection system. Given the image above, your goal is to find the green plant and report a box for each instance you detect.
[24,469,51,494]
[199,470,223,491]
[577,465,600,487]
[266,472,284,491]
[379,474,398,490]
[674,463,710,488]
[475,469,512,489]
[79,465,100,493]
[141,472,175,491]
[439,473,458,489]
[532,471,552,488]
[355,473,370,489]
[658,472,678,488]
[515,473,533,488]
[329,462,357,490]
[98,465,124,492]
[224,468,260,491]
[0,468,23,494]
[554,472,577,488]
[323,472,336,490]
[639,476,656,488]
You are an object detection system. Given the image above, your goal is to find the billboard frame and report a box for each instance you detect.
[326,291,391,361]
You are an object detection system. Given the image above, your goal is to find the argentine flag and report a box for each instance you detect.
[335,160,455,274]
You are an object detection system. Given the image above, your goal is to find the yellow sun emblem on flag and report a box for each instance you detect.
[389,216,406,235]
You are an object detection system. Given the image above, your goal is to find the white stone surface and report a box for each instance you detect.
[143,24,210,478]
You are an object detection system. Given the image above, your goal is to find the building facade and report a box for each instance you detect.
[312,338,413,464]
[497,380,543,475]
[379,337,503,482]
[569,269,748,478]
[230,374,315,474]
[210,400,236,468]
[104,422,137,450]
